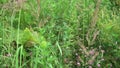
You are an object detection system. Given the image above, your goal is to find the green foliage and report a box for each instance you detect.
[20,28,48,48]
[20,28,38,47]
[0,0,8,4]
[0,0,120,68]
[110,0,120,6]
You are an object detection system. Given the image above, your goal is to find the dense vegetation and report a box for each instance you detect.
[0,0,120,68]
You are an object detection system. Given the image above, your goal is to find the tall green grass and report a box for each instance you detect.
[0,0,120,68]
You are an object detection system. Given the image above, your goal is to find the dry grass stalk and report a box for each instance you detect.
[14,0,27,8]
[2,0,27,10]
[86,0,101,46]
[78,41,89,56]
[78,56,84,63]
[90,0,101,28]
[87,51,99,65]
[92,30,100,43]
[37,0,40,19]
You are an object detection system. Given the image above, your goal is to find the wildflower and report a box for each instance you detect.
[97,64,101,67]
[75,53,78,56]
[77,62,80,66]
[89,66,92,68]
[101,58,104,61]
[101,50,105,53]
[89,49,95,56]
[88,60,93,65]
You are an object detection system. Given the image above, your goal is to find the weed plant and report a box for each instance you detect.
[0,0,120,68]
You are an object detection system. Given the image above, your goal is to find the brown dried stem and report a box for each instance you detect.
[86,0,101,45]
[78,41,89,56]
[87,51,99,65]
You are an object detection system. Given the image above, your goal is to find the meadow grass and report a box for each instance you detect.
[0,0,120,68]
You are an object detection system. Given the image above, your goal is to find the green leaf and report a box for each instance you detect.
[20,28,38,47]
[20,28,48,48]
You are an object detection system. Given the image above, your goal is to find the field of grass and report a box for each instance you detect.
[0,0,120,68]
